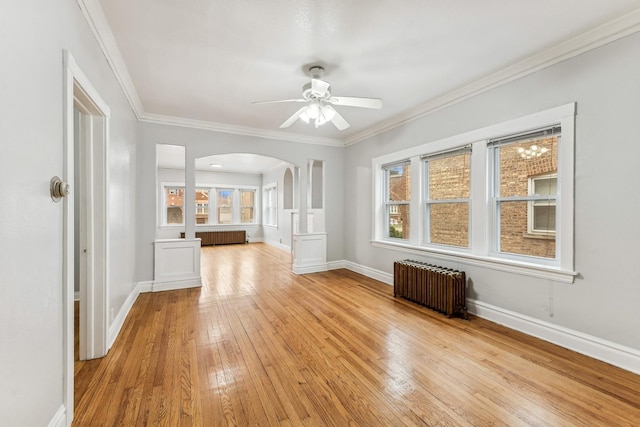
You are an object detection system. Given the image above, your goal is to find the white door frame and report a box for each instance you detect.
[63,50,110,426]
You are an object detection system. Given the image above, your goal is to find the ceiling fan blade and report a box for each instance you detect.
[328,96,383,109]
[279,106,308,128]
[325,105,350,130]
[311,79,330,97]
[253,98,306,105]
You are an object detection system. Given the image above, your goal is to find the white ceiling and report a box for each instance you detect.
[93,0,640,147]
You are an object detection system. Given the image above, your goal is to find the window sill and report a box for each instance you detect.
[371,239,577,284]
[523,232,555,240]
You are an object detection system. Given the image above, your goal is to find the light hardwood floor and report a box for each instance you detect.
[73,243,640,426]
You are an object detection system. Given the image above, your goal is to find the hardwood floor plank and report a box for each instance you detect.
[73,243,640,426]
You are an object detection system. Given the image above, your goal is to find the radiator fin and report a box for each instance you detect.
[180,230,247,246]
[393,260,468,319]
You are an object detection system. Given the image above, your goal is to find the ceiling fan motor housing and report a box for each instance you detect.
[302,81,331,100]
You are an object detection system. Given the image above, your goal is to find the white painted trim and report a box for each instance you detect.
[341,259,640,375]
[75,4,640,150]
[327,260,346,270]
[370,240,577,284]
[108,282,143,349]
[343,260,393,285]
[63,49,112,427]
[153,239,202,292]
[370,103,577,283]
[292,263,328,275]
[75,0,144,119]
[152,278,203,292]
[78,3,640,147]
[345,9,640,146]
[140,113,343,147]
[263,239,291,253]
[138,280,154,293]
[47,405,66,427]
[467,299,640,376]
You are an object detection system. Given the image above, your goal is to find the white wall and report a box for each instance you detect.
[344,32,640,352]
[137,123,345,282]
[0,1,139,425]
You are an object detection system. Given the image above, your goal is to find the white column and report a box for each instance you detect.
[184,150,196,239]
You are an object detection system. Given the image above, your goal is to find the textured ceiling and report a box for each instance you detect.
[97,0,640,143]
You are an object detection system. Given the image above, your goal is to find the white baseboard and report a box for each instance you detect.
[263,239,291,253]
[47,405,66,427]
[292,263,328,275]
[467,299,640,375]
[343,260,393,285]
[152,278,202,292]
[108,281,148,349]
[327,260,346,270]
[342,259,640,375]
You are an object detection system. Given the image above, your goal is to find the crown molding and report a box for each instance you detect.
[77,0,342,147]
[139,113,343,147]
[78,1,640,149]
[76,0,144,119]
[344,8,640,147]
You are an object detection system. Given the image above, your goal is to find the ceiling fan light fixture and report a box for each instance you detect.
[253,65,382,131]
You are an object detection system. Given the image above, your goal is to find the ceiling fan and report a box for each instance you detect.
[253,66,383,131]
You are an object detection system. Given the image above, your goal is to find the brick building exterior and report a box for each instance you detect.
[389,136,557,259]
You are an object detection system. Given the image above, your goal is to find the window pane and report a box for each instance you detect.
[166,187,184,224]
[195,189,209,224]
[428,152,470,199]
[499,137,558,197]
[533,205,556,231]
[240,190,255,223]
[388,203,410,239]
[218,189,233,224]
[388,164,411,202]
[429,203,468,247]
[499,201,555,258]
[533,176,557,196]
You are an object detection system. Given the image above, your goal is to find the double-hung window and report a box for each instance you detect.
[489,126,560,260]
[423,147,471,248]
[263,184,277,226]
[383,161,411,239]
[195,188,209,224]
[217,189,233,224]
[165,186,184,224]
[372,103,575,281]
[240,189,255,223]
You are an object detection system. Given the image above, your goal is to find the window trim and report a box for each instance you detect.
[371,103,576,283]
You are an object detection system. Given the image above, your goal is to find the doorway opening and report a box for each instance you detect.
[63,50,110,425]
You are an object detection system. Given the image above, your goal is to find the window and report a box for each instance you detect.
[424,147,471,248]
[217,189,233,224]
[165,186,184,224]
[529,174,557,235]
[384,162,411,239]
[372,103,575,281]
[161,184,258,226]
[490,127,559,259]
[240,189,255,223]
[195,189,209,224]
[263,184,277,226]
